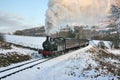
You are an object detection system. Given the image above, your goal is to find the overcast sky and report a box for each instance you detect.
[0,0,49,33]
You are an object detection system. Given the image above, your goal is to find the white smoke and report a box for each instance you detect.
[45,0,112,35]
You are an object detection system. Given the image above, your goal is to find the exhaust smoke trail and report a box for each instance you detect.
[45,0,112,35]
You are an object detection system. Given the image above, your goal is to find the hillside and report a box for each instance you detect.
[13,26,46,37]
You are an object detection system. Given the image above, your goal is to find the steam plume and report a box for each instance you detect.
[45,0,111,35]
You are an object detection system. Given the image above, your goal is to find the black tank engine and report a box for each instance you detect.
[39,36,89,57]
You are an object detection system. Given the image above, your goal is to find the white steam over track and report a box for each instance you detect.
[45,0,112,34]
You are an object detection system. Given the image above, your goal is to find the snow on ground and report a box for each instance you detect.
[0,59,47,78]
[107,49,120,55]
[4,35,46,49]
[1,42,120,80]
[89,40,111,48]
[0,36,119,80]
[1,45,92,80]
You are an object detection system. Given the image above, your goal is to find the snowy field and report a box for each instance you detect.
[4,35,46,49]
[0,35,45,58]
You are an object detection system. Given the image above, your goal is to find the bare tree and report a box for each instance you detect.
[0,33,4,41]
[108,4,120,49]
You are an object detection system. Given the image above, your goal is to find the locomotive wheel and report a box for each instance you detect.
[48,54,52,57]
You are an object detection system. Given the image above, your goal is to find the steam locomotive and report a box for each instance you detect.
[39,36,89,57]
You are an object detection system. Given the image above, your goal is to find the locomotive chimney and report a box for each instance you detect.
[46,36,49,41]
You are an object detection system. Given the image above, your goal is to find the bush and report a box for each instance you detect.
[111,34,120,49]
[97,41,106,49]
[0,52,31,67]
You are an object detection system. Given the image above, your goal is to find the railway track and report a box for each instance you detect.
[0,58,51,80]
[0,58,43,73]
